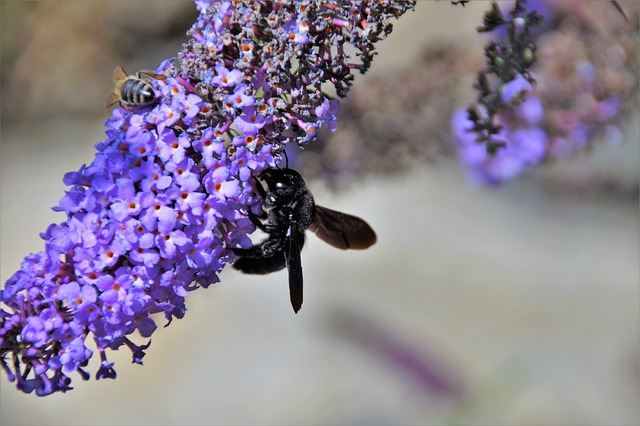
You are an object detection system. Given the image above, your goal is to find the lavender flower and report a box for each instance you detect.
[0,0,416,396]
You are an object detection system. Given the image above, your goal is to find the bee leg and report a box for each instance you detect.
[233,250,286,274]
[247,210,269,232]
[118,102,133,112]
[252,174,268,200]
[246,175,268,221]
[232,239,287,274]
[233,237,283,258]
[137,69,163,82]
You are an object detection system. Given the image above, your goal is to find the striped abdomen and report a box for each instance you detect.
[120,78,155,106]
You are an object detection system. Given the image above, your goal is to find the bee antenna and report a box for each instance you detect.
[283,149,289,169]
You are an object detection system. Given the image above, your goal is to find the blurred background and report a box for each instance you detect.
[1,1,638,425]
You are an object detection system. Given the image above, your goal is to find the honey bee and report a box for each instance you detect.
[105,65,165,108]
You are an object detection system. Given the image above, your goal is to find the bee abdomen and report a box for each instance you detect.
[120,78,155,106]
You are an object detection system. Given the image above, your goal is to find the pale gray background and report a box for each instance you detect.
[1,1,638,425]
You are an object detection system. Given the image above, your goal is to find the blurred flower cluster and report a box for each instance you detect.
[462,0,544,156]
[454,0,638,185]
[303,0,637,189]
[298,42,480,186]
[0,0,416,396]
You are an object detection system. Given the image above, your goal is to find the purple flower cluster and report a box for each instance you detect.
[452,92,547,185]
[1,0,416,396]
[453,0,636,185]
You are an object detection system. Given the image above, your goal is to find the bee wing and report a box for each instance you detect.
[105,89,121,108]
[312,205,377,250]
[112,65,128,84]
[285,226,304,313]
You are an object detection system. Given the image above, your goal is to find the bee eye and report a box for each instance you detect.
[275,182,286,189]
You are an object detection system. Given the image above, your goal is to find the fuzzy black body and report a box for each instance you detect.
[232,168,377,313]
[232,168,314,312]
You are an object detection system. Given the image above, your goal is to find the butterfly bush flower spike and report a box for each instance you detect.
[0,0,416,396]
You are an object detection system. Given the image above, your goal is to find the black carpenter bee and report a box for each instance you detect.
[105,65,165,108]
[232,168,377,313]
